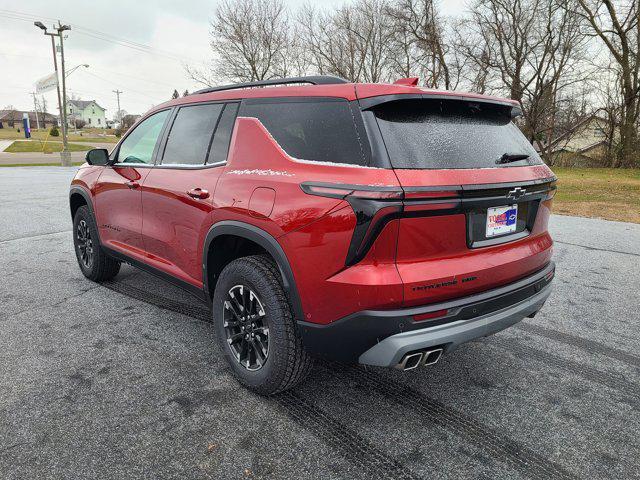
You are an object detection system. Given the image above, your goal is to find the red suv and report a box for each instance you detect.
[70,76,555,394]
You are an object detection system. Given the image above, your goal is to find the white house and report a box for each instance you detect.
[67,100,107,128]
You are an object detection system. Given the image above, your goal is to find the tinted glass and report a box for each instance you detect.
[373,99,542,169]
[208,103,239,164]
[242,99,369,166]
[117,110,169,164]
[162,103,223,165]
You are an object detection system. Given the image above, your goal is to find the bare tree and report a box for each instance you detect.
[459,0,588,162]
[298,0,394,83]
[574,0,639,167]
[40,95,48,127]
[386,0,453,88]
[187,0,292,85]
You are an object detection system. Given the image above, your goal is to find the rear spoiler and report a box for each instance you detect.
[357,93,523,118]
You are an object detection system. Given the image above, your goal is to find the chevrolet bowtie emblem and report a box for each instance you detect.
[507,187,526,200]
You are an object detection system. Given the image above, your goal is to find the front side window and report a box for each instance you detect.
[373,99,542,169]
[117,109,170,164]
[162,103,223,165]
[241,99,370,166]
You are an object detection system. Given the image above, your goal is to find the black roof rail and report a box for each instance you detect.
[192,75,349,95]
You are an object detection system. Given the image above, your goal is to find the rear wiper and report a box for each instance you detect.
[496,153,530,164]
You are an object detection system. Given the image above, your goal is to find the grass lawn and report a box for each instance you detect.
[552,167,640,224]
[4,141,92,153]
[0,128,119,143]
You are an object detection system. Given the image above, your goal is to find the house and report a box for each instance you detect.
[0,109,58,129]
[121,114,141,129]
[544,114,612,167]
[67,99,107,128]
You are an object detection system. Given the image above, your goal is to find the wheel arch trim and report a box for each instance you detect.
[203,221,305,322]
[69,186,94,216]
[69,186,101,243]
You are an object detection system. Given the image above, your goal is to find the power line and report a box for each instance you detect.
[78,70,166,101]
[0,9,208,66]
[87,65,179,88]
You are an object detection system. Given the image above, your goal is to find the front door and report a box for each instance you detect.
[141,102,237,288]
[94,109,170,256]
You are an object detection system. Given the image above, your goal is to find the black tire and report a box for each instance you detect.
[212,254,313,395]
[73,205,120,282]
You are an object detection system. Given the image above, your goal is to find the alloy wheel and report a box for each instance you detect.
[223,285,269,371]
[76,219,94,269]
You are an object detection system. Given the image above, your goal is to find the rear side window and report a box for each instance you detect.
[162,103,223,165]
[208,103,239,164]
[241,99,370,166]
[373,99,542,169]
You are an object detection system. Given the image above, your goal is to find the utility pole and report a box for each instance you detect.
[34,21,71,166]
[113,89,123,125]
[31,92,40,130]
[57,21,70,166]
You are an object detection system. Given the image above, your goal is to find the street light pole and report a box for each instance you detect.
[34,21,71,166]
[57,21,70,166]
[65,64,89,78]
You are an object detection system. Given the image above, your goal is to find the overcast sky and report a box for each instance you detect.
[0,0,468,117]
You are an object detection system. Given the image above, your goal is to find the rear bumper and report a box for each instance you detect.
[298,262,554,364]
[359,279,552,367]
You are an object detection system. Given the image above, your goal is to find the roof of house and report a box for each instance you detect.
[532,110,609,154]
[69,99,105,111]
[550,111,608,148]
[0,109,58,122]
[554,140,608,154]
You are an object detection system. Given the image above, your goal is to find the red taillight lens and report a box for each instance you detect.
[300,184,354,198]
[544,268,555,282]
[300,182,404,200]
[403,189,459,200]
[413,309,449,322]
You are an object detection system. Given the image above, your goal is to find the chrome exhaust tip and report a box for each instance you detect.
[422,348,443,366]
[396,352,423,371]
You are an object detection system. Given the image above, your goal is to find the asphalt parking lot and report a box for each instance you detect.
[1,167,639,480]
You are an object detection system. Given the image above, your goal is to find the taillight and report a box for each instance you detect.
[300,182,404,200]
[300,182,462,266]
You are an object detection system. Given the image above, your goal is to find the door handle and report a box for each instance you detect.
[187,188,210,199]
[126,181,140,189]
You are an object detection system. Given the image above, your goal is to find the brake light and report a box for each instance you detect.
[403,189,459,200]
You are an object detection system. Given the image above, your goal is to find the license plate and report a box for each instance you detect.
[486,204,518,237]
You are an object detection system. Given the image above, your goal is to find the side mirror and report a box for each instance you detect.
[85,148,110,166]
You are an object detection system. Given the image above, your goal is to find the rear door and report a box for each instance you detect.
[368,97,556,306]
[94,109,170,255]
[140,102,239,288]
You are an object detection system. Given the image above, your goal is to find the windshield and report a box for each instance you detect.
[372,99,542,169]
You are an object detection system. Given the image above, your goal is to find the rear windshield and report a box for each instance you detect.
[373,99,542,169]
[241,99,370,166]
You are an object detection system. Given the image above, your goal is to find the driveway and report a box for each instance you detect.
[1,167,638,479]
